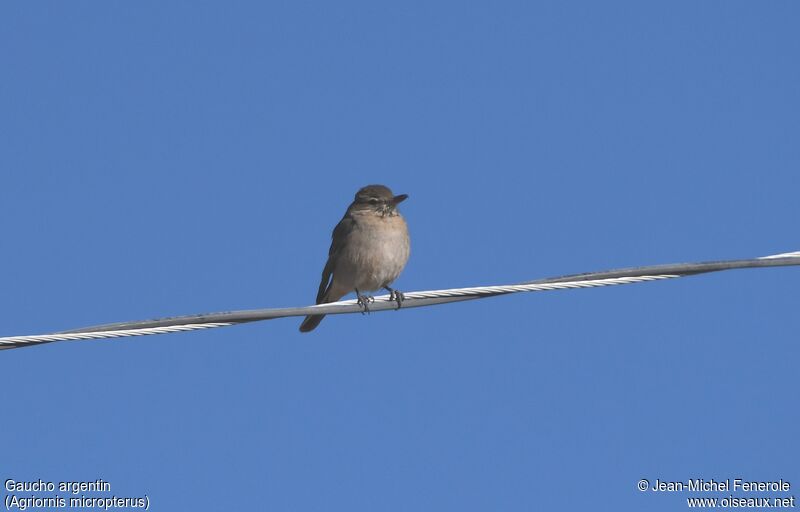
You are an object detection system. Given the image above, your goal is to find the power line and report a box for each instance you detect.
[1,250,798,351]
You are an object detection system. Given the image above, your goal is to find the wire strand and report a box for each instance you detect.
[1,251,798,350]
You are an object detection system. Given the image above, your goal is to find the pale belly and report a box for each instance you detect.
[333,214,410,292]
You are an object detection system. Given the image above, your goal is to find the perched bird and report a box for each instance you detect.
[299,185,411,332]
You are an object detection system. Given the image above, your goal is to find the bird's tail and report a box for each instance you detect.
[299,289,344,332]
[299,313,325,332]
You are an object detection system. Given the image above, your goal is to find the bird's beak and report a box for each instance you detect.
[392,194,409,205]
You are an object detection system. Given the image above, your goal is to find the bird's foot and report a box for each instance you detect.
[356,292,375,314]
[384,287,405,310]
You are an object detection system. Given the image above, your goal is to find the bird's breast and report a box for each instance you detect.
[335,213,410,291]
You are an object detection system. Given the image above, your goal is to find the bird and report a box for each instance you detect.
[299,184,411,332]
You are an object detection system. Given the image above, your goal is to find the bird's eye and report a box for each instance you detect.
[369,198,379,204]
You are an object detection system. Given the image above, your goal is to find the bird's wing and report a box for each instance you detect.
[315,215,354,303]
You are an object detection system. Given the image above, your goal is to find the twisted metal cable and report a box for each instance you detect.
[1,251,798,351]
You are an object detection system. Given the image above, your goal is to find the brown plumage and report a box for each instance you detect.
[299,185,411,332]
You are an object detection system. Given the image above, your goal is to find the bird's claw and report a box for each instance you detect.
[356,294,374,314]
[388,289,405,310]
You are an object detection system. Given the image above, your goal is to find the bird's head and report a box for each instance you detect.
[351,184,408,216]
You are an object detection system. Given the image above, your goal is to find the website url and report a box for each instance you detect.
[687,496,796,508]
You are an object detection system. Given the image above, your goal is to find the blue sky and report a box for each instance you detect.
[1,1,798,510]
